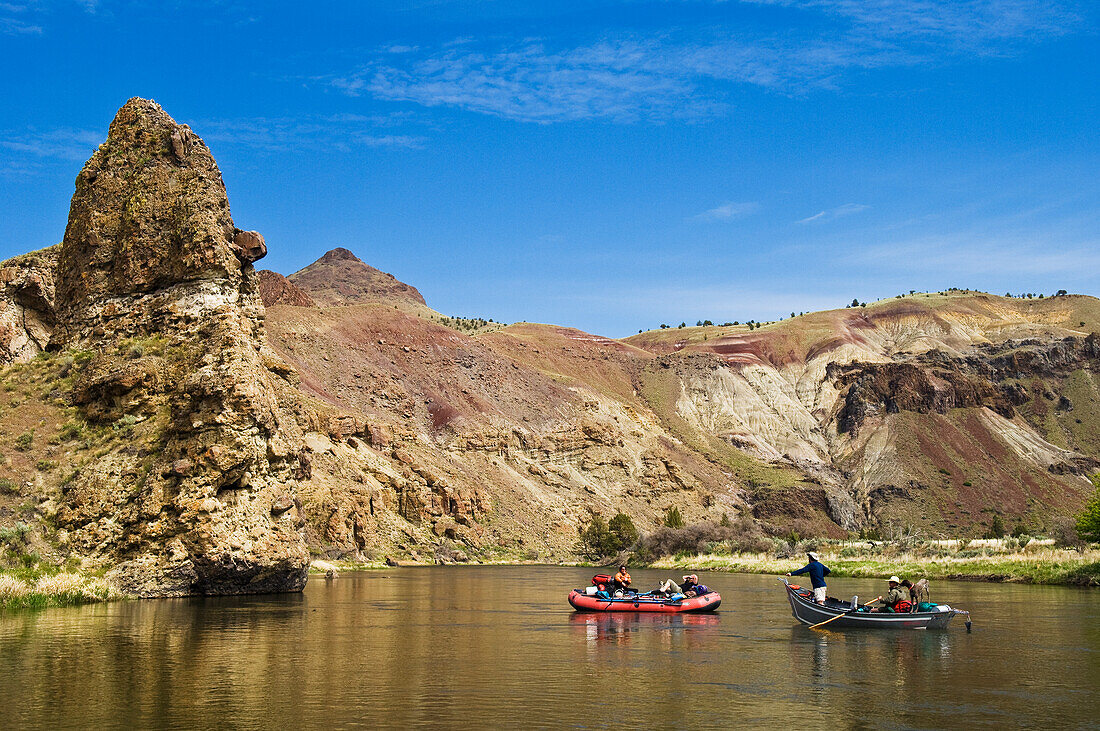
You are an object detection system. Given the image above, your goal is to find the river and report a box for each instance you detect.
[1,567,1097,729]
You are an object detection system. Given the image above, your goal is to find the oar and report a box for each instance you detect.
[808,596,881,630]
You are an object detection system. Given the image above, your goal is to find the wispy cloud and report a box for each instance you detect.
[740,0,1079,48]
[797,202,869,223]
[692,201,761,221]
[0,128,102,160]
[850,233,1100,277]
[335,39,724,123]
[191,114,427,152]
[326,0,1083,123]
[558,281,844,329]
[0,1,41,34]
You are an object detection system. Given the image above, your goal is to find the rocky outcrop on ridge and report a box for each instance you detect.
[288,247,426,307]
[0,245,58,364]
[26,98,310,595]
[257,269,316,308]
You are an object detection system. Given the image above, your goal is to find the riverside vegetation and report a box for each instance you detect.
[581,472,1100,586]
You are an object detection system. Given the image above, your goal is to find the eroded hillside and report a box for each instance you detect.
[1,99,1098,597]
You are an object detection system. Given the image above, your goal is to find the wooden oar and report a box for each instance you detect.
[808,596,881,630]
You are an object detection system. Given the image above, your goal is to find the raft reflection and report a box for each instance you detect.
[0,568,1096,728]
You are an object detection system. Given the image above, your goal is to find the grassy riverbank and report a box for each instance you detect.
[649,541,1100,586]
[0,569,118,610]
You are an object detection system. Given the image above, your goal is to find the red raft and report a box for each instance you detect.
[568,575,721,613]
[568,589,721,613]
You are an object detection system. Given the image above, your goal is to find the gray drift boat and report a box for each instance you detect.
[779,578,971,631]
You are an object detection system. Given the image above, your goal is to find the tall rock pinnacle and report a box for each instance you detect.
[48,98,309,596]
[57,98,266,343]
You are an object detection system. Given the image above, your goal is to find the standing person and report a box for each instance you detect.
[612,565,632,595]
[787,552,830,605]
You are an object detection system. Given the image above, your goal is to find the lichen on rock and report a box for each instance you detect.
[47,98,309,596]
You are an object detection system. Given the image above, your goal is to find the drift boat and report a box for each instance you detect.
[780,577,971,630]
[568,588,721,613]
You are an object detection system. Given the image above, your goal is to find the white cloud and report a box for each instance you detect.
[326,0,1083,123]
[851,234,1100,276]
[797,203,869,223]
[0,128,102,160]
[740,0,1079,46]
[0,1,40,34]
[191,114,426,152]
[692,201,761,221]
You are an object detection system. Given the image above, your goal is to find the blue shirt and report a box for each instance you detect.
[791,560,830,589]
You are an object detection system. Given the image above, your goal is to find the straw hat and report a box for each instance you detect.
[807,551,820,561]
[888,576,901,583]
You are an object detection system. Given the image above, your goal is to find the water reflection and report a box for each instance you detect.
[0,568,1096,729]
[571,612,721,649]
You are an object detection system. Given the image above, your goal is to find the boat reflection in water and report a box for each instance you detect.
[570,611,721,649]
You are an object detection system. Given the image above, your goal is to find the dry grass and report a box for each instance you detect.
[651,542,1100,586]
[0,571,118,609]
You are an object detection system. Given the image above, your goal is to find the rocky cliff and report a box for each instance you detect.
[0,99,310,596]
[1,99,1098,596]
[626,296,1100,533]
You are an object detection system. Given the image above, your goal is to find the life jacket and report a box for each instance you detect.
[592,574,612,591]
[895,600,913,613]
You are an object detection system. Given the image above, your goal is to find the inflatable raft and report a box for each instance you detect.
[568,588,721,613]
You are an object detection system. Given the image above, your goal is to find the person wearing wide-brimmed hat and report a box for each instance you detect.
[869,576,908,612]
[787,552,830,604]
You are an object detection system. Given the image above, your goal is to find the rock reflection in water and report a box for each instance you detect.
[1,567,1097,729]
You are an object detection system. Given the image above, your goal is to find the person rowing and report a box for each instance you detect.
[868,576,912,613]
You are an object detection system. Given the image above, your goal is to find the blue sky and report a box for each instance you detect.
[1,0,1097,336]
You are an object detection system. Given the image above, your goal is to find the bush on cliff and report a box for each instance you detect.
[1075,474,1100,543]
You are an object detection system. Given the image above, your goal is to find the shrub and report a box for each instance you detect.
[639,519,770,558]
[578,514,625,560]
[34,460,56,472]
[59,419,84,441]
[14,431,33,451]
[113,414,139,437]
[663,506,685,529]
[1052,516,1085,551]
[1075,474,1100,543]
[0,478,17,495]
[607,513,639,551]
[0,523,31,547]
[984,514,1006,539]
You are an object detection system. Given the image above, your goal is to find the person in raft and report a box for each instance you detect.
[612,565,633,595]
[657,574,710,597]
[869,576,912,613]
[680,574,710,597]
[787,552,830,604]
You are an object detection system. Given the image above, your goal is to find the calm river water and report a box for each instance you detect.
[1,566,1098,729]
